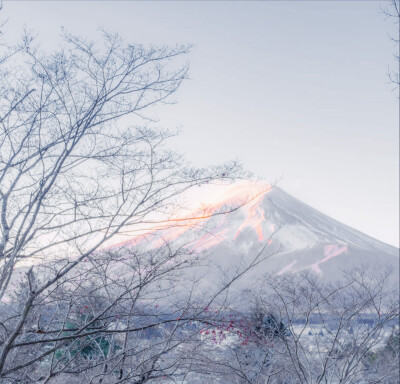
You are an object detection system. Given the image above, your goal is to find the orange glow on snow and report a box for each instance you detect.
[234,200,266,242]
[311,244,348,274]
[106,181,272,250]
[187,228,229,252]
[277,260,297,275]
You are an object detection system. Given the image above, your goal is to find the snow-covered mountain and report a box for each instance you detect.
[114,182,399,284]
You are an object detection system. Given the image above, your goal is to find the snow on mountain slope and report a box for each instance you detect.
[111,181,399,283]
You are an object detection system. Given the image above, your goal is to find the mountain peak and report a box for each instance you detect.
[109,181,399,281]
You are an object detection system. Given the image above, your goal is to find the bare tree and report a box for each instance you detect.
[382,0,400,90]
[0,25,266,382]
[200,267,399,384]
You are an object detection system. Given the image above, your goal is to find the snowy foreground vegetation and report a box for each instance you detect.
[0,13,399,383]
[0,253,398,383]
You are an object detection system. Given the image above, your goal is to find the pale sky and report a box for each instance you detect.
[2,1,399,247]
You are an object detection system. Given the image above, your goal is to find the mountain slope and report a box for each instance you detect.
[113,182,399,283]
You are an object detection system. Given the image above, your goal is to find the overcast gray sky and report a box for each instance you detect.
[2,1,398,246]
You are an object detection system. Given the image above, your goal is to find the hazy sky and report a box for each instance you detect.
[2,1,399,246]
